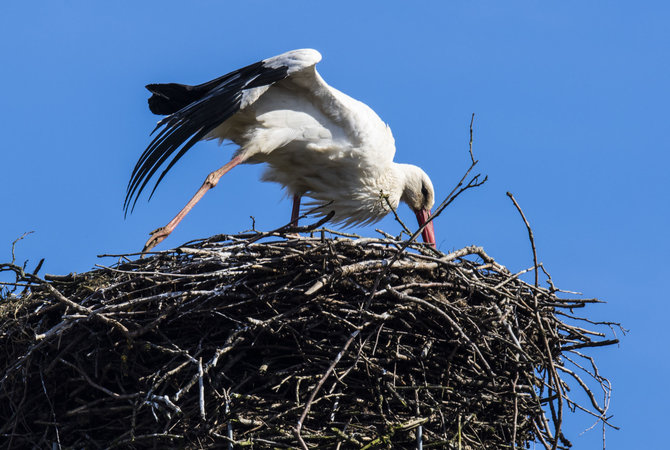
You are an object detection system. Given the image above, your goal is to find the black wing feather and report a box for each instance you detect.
[124,60,289,215]
[145,61,265,115]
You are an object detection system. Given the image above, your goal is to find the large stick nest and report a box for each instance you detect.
[0,230,618,449]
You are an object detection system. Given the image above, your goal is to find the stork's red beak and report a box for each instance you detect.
[414,209,436,247]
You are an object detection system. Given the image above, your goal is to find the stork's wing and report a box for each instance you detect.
[125,49,393,215]
[277,56,396,167]
[124,49,324,215]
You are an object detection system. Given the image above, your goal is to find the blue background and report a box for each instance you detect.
[1,2,668,448]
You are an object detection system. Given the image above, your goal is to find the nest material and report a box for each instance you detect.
[0,230,618,449]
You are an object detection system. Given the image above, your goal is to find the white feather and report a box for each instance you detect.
[204,49,432,226]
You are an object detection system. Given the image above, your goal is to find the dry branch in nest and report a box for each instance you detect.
[0,227,619,449]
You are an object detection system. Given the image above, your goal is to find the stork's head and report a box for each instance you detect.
[398,164,436,247]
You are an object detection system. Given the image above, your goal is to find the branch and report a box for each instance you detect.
[506,192,539,288]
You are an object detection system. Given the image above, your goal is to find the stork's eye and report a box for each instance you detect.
[421,184,429,199]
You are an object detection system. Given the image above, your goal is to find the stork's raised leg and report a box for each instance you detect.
[290,194,302,226]
[143,155,244,253]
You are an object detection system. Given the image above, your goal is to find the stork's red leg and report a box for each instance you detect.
[142,155,244,253]
[290,194,302,226]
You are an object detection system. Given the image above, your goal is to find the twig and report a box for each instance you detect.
[512,371,519,449]
[10,231,33,266]
[382,192,412,236]
[468,113,476,164]
[295,330,360,450]
[40,370,61,450]
[506,192,539,288]
[198,357,206,421]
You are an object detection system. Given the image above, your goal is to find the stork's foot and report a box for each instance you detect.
[142,226,171,254]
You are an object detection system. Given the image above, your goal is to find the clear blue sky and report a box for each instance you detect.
[1,2,668,448]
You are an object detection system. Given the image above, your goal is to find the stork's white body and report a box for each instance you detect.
[127,49,435,251]
[210,50,408,225]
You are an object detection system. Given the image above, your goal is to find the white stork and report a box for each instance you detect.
[125,49,436,252]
